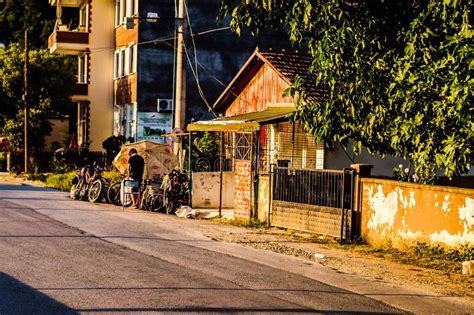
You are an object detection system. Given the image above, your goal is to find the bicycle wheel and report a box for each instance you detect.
[107,182,122,206]
[88,180,103,203]
[151,194,164,212]
[69,184,78,200]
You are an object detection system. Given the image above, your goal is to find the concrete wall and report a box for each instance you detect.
[88,0,115,151]
[192,172,235,208]
[360,178,474,248]
[234,159,252,220]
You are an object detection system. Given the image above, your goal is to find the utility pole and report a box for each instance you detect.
[24,30,29,174]
[174,0,186,131]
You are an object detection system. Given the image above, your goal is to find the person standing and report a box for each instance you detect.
[127,148,145,208]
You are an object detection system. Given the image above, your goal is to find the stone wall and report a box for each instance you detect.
[234,160,252,219]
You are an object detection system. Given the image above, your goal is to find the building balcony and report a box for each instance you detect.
[74,83,88,96]
[48,29,89,55]
[49,0,85,8]
[72,83,89,102]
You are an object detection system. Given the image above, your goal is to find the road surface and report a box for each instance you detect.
[0,183,470,313]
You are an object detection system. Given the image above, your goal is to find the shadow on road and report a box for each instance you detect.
[0,272,77,314]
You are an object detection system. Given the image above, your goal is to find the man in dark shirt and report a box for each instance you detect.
[127,148,145,208]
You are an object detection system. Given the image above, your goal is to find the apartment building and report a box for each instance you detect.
[48,0,115,151]
[49,0,289,150]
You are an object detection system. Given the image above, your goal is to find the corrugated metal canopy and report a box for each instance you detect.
[187,107,295,132]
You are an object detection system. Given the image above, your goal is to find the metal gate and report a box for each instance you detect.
[269,166,355,241]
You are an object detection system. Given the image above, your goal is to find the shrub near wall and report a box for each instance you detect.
[45,171,77,191]
[360,178,474,248]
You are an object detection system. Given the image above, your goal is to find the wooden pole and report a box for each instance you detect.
[24,30,29,174]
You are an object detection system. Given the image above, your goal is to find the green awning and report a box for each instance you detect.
[187,107,295,132]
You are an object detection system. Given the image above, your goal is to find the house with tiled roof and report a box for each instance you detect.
[187,48,406,230]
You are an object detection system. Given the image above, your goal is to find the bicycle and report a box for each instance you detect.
[87,167,110,203]
[141,177,164,212]
[107,176,162,209]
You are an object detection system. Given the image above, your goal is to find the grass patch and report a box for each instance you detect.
[352,242,473,273]
[44,171,76,191]
[212,218,267,228]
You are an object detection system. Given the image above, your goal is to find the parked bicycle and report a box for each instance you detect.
[70,165,109,203]
[107,175,163,209]
[87,166,110,203]
[163,169,189,214]
[141,177,164,212]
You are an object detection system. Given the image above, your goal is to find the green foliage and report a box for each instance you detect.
[0,0,56,49]
[44,171,77,191]
[103,169,123,184]
[0,44,76,120]
[102,135,127,160]
[0,44,75,155]
[3,109,52,153]
[220,0,473,183]
[195,132,219,160]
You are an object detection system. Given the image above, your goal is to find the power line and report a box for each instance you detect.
[183,0,216,117]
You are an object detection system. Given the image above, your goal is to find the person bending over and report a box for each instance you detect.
[127,148,145,208]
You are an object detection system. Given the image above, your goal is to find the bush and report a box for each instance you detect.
[44,171,76,191]
[103,169,123,184]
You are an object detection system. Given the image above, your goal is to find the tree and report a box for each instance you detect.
[3,109,52,154]
[219,0,473,182]
[0,0,56,49]
[0,44,75,153]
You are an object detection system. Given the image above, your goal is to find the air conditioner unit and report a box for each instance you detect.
[123,16,134,30]
[157,99,173,112]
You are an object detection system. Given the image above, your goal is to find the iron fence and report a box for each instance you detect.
[272,167,346,208]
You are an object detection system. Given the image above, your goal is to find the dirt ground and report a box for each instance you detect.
[188,219,473,302]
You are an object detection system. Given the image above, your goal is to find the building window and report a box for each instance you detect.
[128,44,136,74]
[126,0,134,17]
[78,54,88,83]
[114,51,120,79]
[115,0,126,27]
[115,0,121,27]
[79,4,88,31]
[77,102,89,148]
[120,49,126,77]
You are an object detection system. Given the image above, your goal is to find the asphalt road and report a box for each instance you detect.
[0,183,467,314]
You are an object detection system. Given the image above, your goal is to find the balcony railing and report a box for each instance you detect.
[48,29,89,55]
[49,0,84,7]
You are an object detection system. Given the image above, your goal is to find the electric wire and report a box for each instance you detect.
[183,0,216,117]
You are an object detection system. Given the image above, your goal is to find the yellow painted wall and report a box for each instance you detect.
[88,0,115,151]
[360,178,474,248]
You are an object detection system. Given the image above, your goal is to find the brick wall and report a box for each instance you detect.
[234,159,252,219]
